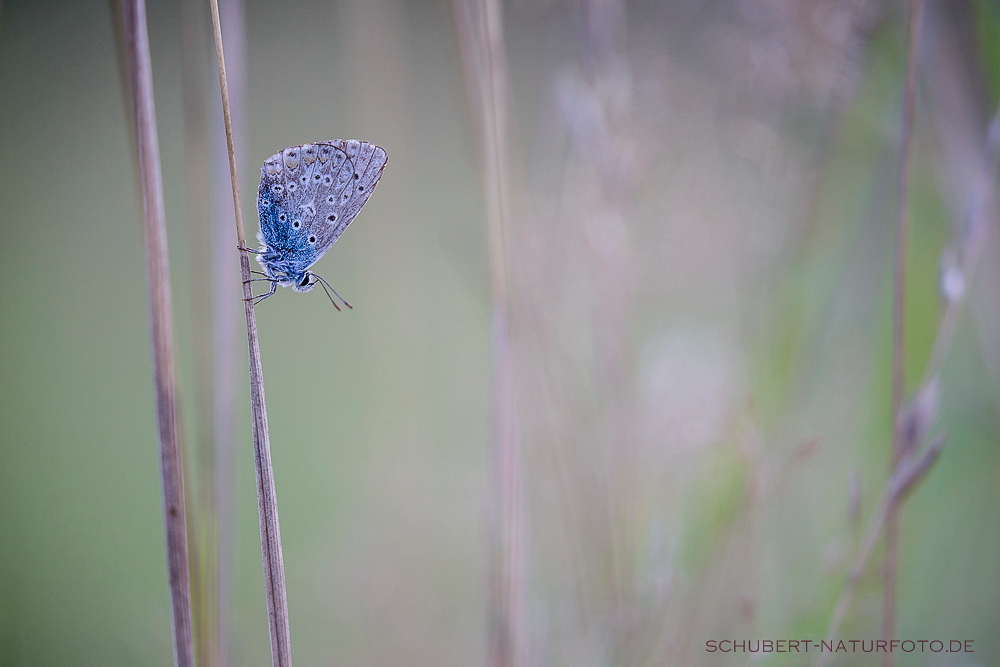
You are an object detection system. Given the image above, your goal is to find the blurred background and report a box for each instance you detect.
[1,0,999,665]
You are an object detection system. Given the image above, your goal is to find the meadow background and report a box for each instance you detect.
[1,0,999,665]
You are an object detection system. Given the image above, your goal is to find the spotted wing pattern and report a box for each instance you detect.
[256,140,387,281]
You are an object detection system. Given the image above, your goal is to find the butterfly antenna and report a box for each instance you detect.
[309,274,342,311]
[311,272,353,310]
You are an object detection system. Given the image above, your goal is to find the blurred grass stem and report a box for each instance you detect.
[883,1,923,661]
[209,1,293,665]
[817,435,944,667]
[923,103,1000,383]
[818,92,1000,667]
[452,0,524,664]
[180,0,219,662]
[120,0,195,664]
[209,2,247,662]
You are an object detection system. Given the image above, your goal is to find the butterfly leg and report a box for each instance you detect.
[243,278,277,305]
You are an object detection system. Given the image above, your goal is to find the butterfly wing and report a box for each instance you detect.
[257,140,387,275]
[309,140,387,253]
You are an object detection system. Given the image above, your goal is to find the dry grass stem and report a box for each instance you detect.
[210,3,247,663]
[452,0,524,664]
[923,103,1000,384]
[819,15,1000,666]
[825,99,1000,667]
[120,0,195,664]
[883,2,923,661]
[209,0,293,664]
[180,0,219,662]
[816,434,945,667]
[817,96,1000,667]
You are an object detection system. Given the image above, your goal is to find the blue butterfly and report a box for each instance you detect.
[245,140,387,309]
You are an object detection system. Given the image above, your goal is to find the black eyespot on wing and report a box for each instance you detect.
[293,220,300,228]
[278,213,286,221]
[353,173,359,179]
[327,214,336,222]
[308,236,316,243]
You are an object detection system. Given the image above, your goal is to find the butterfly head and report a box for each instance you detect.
[291,272,315,293]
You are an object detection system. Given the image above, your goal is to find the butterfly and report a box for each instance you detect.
[245,140,387,309]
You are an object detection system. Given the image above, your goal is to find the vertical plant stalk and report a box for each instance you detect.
[817,98,1000,667]
[816,436,945,667]
[209,1,293,665]
[452,0,524,665]
[180,0,218,662]
[923,105,1000,383]
[120,1,196,665]
[211,3,248,664]
[883,2,923,661]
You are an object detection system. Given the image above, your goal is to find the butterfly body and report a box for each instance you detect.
[253,140,387,303]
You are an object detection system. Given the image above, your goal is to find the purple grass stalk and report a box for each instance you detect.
[120,0,196,665]
[817,435,945,667]
[210,3,247,665]
[817,111,1000,667]
[180,0,220,662]
[817,25,1000,667]
[883,3,923,662]
[452,0,525,664]
[922,105,1000,383]
[208,1,293,665]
